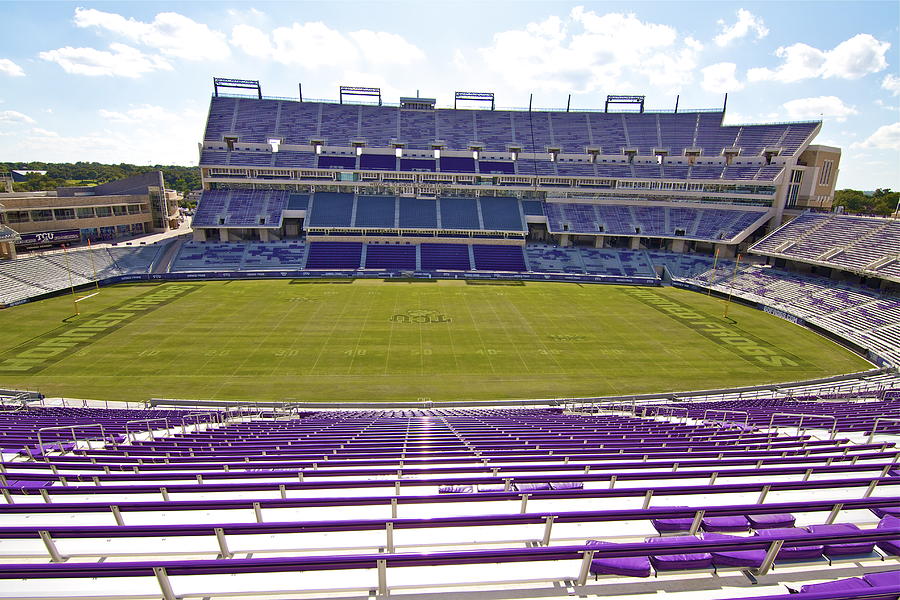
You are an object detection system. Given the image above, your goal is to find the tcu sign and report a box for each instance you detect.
[16,229,81,248]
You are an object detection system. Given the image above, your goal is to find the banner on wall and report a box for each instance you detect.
[15,229,81,249]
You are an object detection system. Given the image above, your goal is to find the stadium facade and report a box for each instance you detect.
[193,79,839,260]
[0,171,181,258]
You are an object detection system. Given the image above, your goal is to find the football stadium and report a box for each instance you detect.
[0,77,898,600]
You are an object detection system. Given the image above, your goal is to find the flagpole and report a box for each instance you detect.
[723,253,741,319]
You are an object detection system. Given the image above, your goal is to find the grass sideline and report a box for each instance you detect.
[0,279,872,403]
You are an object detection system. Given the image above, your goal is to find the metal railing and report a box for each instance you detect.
[867,417,900,444]
[124,418,171,444]
[767,412,838,440]
[35,424,106,460]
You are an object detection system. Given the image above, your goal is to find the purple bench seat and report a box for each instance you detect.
[876,516,900,556]
[799,577,871,594]
[702,532,765,567]
[807,523,875,556]
[586,540,651,577]
[755,527,824,560]
[477,483,510,492]
[872,506,900,518]
[651,506,695,533]
[438,485,473,494]
[863,570,900,587]
[702,515,750,532]
[550,481,583,490]
[645,535,714,571]
[516,482,551,492]
[747,513,796,529]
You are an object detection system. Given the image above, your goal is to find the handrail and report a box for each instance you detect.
[867,417,900,444]
[641,406,689,422]
[179,412,215,434]
[768,412,838,440]
[35,424,106,461]
[702,409,749,425]
[124,418,170,444]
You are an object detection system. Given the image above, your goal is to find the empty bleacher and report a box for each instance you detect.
[545,203,765,242]
[472,244,527,271]
[420,243,471,270]
[751,213,900,280]
[192,189,290,228]
[364,244,416,270]
[304,242,362,269]
[0,404,897,599]
[203,97,819,166]
[0,243,170,305]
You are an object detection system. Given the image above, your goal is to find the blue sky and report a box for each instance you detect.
[0,1,897,189]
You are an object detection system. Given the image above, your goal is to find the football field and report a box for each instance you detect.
[0,279,872,402]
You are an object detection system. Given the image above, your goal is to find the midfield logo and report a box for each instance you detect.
[390,309,452,324]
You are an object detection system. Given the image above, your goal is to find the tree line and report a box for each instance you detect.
[1,161,200,197]
[833,188,899,217]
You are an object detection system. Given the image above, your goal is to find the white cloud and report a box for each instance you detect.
[230,22,423,68]
[0,58,24,77]
[73,8,230,61]
[853,122,900,150]
[701,62,744,93]
[39,43,172,77]
[472,8,701,94]
[13,104,205,165]
[99,104,183,124]
[781,96,858,122]
[347,30,425,65]
[714,9,768,47]
[30,127,59,137]
[883,74,900,96]
[0,110,35,124]
[685,37,704,52]
[748,33,890,83]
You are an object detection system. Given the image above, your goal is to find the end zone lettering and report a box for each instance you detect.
[0,285,199,374]
[624,289,805,368]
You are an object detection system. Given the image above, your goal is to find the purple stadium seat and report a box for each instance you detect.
[549,481,584,490]
[516,482,551,492]
[651,506,695,533]
[438,485,473,494]
[754,527,824,560]
[872,506,900,518]
[863,570,900,588]
[477,483,510,492]
[5,479,53,490]
[875,516,900,556]
[799,577,870,594]
[585,540,652,578]
[645,535,714,571]
[702,515,750,532]
[806,523,875,555]
[702,532,766,568]
[747,513,796,529]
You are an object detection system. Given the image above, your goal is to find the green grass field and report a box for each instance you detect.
[0,279,872,402]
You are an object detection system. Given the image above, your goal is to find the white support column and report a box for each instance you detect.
[376,559,388,597]
[541,516,556,546]
[154,567,177,600]
[39,530,63,562]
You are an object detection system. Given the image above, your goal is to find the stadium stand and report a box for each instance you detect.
[0,403,898,599]
[750,212,900,281]
[0,242,171,305]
